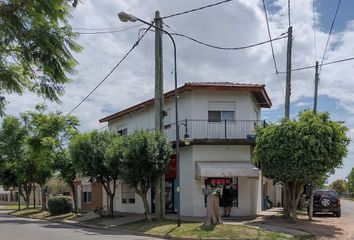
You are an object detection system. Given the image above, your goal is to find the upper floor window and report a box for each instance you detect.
[208,111,235,122]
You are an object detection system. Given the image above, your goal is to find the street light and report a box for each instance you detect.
[118,11,183,227]
[179,119,191,146]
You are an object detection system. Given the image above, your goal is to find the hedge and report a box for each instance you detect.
[48,196,73,215]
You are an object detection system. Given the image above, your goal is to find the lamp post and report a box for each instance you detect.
[118,11,182,227]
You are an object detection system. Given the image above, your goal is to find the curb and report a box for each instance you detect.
[6,212,308,240]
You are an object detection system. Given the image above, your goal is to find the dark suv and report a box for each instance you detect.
[310,190,341,217]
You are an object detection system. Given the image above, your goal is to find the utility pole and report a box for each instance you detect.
[283,26,293,217]
[309,61,319,221]
[313,61,319,113]
[284,26,293,119]
[154,10,165,220]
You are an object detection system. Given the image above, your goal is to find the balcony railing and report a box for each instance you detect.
[152,119,265,142]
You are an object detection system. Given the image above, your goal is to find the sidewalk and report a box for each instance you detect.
[63,209,310,237]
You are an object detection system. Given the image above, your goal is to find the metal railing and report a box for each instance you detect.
[158,119,265,142]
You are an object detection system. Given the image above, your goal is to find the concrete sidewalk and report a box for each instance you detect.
[66,208,309,237]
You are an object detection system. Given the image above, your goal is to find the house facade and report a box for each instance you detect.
[98,82,278,216]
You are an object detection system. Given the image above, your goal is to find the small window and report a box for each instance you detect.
[208,111,235,122]
[118,128,128,136]
[83,191,92,203]
[121,183,135,204]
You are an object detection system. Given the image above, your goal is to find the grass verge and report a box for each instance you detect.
[9,209,76,220]
[0,204,28,210]
[116,219,303,240]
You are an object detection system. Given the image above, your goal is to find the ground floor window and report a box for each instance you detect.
[121,183,135,204]
[82,184,92,203]
[204,178,238,207]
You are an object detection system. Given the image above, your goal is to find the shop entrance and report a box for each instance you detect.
[151,154,177,214]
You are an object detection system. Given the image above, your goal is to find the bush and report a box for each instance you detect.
[48,196,73,215]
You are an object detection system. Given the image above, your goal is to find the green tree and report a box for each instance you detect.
[120,131,172,221]
[54,150,79,213]
[23,104,79,210]
[0,0,82,115]
[70,130,120,217]
[0,116,34,208]
[330,179,347,196]
[347,168,354,196]
[255,111,350,220]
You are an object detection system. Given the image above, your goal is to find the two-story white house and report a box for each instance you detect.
[98,82,279,217]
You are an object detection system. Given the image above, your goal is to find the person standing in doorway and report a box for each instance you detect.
[222,185,233,217]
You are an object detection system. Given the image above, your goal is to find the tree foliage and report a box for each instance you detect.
[120,130,172,221]
[70,130,121,217]
[347,168,354,195]
[330,179,347,196]
[0,0,82,115]
[0,104,79,209]
[255,110,350,220]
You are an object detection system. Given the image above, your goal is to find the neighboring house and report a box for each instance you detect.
[0,185,41,206]
[98,82,279,217]
[73,177,103,211]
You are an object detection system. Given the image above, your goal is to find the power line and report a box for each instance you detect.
[278,56,354,73]
[262,0,279,74]
[161,0,233,19]
[288,0,291,27]
[319,0,341,74]
[313,0,317,61]
[67,25,153,115]
[162,23,287,50]
[74,24,143,35]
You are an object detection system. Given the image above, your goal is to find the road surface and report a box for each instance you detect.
[0,211,161,240]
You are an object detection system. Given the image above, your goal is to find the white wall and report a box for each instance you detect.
[101,180,151,214]
[179,145,260,217]
[108,89,261,133]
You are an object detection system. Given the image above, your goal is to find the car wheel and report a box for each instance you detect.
[320,197,331,207]
[335,210,341,217]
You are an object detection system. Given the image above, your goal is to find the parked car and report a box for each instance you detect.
[308,189,341,217]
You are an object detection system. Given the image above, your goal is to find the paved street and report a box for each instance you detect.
[0,211,161,240]
[312,199,354,240]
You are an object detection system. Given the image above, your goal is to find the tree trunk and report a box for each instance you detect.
[287,181,305,221]
[283,183,290,217]
[33,183,36,209]
[204,194,222,227]
[40,185,48,211]
[137,190,151,221]
[108,193,114,217]
[309,184,314,220]
[21,183,32,209]
[70,182,78,214]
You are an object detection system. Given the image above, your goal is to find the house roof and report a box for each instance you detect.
[99,82,272,123]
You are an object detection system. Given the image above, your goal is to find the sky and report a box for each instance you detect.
[3,0,354,183]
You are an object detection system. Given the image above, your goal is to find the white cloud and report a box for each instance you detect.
[2,0,354,179]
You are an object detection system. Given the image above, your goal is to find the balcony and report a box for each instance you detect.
[159,119,266,144]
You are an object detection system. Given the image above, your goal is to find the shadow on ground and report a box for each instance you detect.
[247,215,343,238]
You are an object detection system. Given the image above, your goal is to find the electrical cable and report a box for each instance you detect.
[162,23,287,51]
[262,0,279,74]
[319,0,341,74]
[161,0,233,19]
[278,56,354,73]
[67,24,153,115]
[74,24,143,35]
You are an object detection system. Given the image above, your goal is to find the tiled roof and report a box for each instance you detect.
[99,82,271,123]
[185,82,265,88]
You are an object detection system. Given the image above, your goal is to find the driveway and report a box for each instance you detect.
[0,211,161,240]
